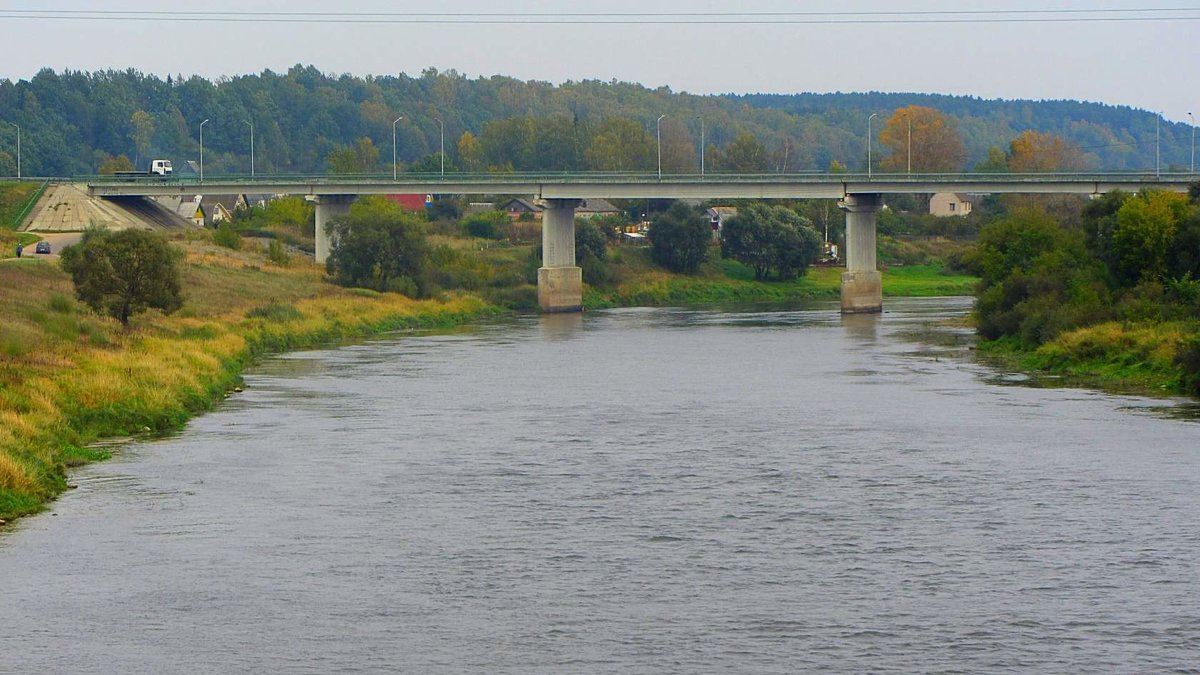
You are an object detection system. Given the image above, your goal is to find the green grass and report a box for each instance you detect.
[977,320,1197,396]
[0,181,41,230]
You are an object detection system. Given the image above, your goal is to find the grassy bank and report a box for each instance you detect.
[585,251,977,309]
[977,320,1199,396]
[0,237,500,521]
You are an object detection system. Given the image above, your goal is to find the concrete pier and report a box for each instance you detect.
[538,198,583,313]
[839,193,884,314]
[313,195,356,264]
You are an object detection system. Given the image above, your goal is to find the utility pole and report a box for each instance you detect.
[436,118,444,177]
[697,116,705,176]
[1189,112,1195,173]
[907,113,912,174]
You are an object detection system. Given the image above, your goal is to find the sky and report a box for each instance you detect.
[1,1,1198,122]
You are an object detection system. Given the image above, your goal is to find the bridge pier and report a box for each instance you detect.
[839,193,884,314]
[313,195,356,264]
[538,198,583,313]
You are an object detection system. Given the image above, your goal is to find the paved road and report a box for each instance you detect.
[4,231,83,262]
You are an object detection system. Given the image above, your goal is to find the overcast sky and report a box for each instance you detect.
[2,1,1197,122]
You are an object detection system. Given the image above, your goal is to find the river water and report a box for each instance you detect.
[2,297,1198,673]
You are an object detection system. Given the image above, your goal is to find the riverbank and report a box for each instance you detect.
[977,320,1200,397]
[0,237,500,522]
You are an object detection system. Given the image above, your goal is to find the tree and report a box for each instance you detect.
[878,105,965,172]
[716,130,769,173]
[584,118,654,172]
[60,228,183,326]
[1109,190,1189,286]
[327,137,380,174]
[721,203,822,280]
[457,131,485,173]
[325,196,430,295]
[98,154,135,174]
[649,201,710,273]
[1007,130,1087,172]
[129,110,154,167]
[462,210,507,239]
[975,146,1009,173]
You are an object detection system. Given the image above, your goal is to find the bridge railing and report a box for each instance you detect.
[83,170,1200,185]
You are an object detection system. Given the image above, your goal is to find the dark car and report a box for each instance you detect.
[35,241,51,254]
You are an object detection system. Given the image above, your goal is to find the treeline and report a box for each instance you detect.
[0,66,1192,177]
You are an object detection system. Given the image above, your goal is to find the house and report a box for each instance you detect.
[386,194,431,212]
[175,195,205,227]
[929,193,977,217]
[500,197,543,219]
[200,196,239,224]
[705,206,738,241]
[576,198,620,219]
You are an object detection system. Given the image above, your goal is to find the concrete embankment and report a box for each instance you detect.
[22,183,193,232]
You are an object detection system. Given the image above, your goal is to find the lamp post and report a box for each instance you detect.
[9,122,18,179]
[392,115,403,180]
[1156,112,1161,178]
[696,116,705,176]
[868,112,878,178]
[1189,111,1195,173]
[199,118,209,183]
[436,118,445,177]
[907,112,913,174]
[656,114,665,179]
[245,120,254,177]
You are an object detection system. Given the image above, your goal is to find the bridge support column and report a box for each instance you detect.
[313,195,356,265]
[839,193,884,314]
[538,198,583,313]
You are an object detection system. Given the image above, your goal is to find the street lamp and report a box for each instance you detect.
[907,112,913,174]
[436,118,445,177]
[1189,111,1195,173]
[392,115,404,180]
[199,118,209,183]
[244,120,254,177]
[656,114,665,179]
[696,116,705,176]
[1156,112,1161,178]
[8,122,18,179]
[867,112,878,178]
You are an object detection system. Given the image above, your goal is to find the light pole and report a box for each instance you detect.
[868,112,878,178]
[1156,112,1161,178]
[392,115,403,180]
[9,122,18,179]
[245,120,254,177]
[1189,112,1195,173]
[436,118,445,177]
[199,118,209,183]
[656,114,665,179]
[907,112,913,174]
[696,116,705,176]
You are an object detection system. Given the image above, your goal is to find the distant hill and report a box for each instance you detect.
[0,65,1190,177]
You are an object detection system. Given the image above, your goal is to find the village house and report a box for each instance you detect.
[705,206,738,241]
[929,193,977,217]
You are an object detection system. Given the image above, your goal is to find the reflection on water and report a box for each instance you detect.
[1,297,1198,674]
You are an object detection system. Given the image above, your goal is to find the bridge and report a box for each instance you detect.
[87,172,1199,313]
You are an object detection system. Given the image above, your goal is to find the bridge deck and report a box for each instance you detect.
[86,172,1199,199]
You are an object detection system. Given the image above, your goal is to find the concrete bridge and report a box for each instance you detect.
[87,172,1199,313]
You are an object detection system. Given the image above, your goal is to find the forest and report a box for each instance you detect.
[0,65,1193,177]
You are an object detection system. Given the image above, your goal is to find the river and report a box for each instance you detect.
[2,297,1197,673]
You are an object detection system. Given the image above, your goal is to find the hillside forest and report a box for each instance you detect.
[0,66,1195,177]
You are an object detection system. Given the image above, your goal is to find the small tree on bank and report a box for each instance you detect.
[325,196,430,295]
[721,203,823,280]
[649,202,710,273]
[60,228,184,326]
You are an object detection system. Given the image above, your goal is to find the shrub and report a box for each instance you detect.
[213,221,242,250]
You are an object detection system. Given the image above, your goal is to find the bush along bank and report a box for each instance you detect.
[964,186,1200,397]
[0,236,500,522]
